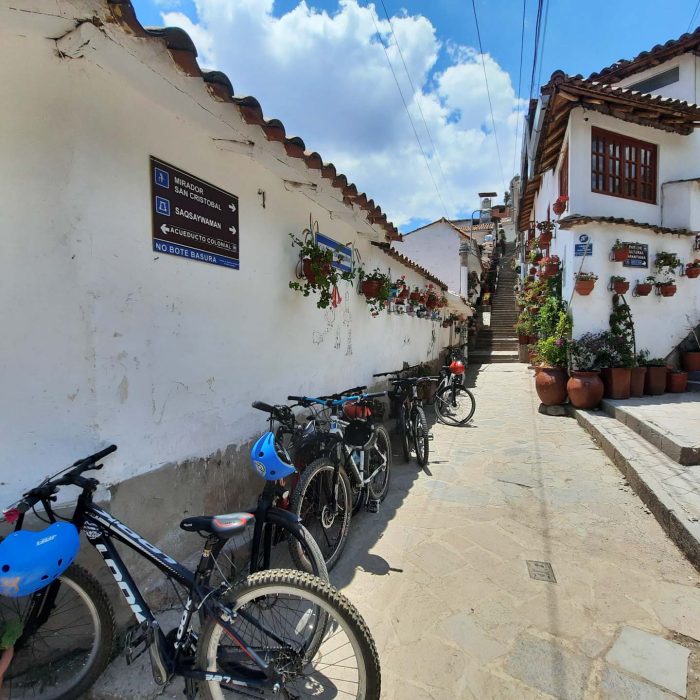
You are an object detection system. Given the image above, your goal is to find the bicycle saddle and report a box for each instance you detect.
[180,513,253,539]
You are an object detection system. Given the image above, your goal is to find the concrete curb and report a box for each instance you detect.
[574,408,700,572]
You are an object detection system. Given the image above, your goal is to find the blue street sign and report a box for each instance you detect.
[575,242,592,257]
[154,167,170,189]
[315,232,353,273]
[155,196,170,216]
[153,239,239,269]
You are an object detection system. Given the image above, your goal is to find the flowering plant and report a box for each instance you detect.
[574,271,598,281]
[612,239,629,251]
[540,255,560,265]
[568,332,605,371]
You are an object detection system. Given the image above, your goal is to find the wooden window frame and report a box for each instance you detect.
[559,147,569,198]
[591,127,657,204]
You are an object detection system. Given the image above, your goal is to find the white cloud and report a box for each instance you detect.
[162,1,523,228]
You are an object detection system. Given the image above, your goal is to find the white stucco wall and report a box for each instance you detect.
[398,221,463,293]
[0,23,450,502]
[615,54,696,103]
[549,225,700,358]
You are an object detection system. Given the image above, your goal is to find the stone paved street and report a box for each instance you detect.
[93,363,700,699]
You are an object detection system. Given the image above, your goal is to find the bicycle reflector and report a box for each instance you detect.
[343,401,371,420]
[449,360,465,375]
[250,432,296,481]
[0,522,80,598]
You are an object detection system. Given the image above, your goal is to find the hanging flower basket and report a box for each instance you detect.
[302,257,332,285]
[540,256,560,278]
[634,279,654,296]
[610,276,629,294]
[574,278,596,295]
[552,195,568,216]
[686,260,700,278]
[611,240,629,262]
[361,280,382,298]
[656,281,677,297]
[538,231,552,245]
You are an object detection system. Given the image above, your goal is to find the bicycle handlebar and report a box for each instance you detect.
[373,364,420,378]
[287,391,386,408]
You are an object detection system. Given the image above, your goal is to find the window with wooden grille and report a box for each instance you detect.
[559,147,569,197]
[591,127,657,203]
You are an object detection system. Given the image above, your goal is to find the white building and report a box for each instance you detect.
[519,29,700,358]
[0,1,454,542]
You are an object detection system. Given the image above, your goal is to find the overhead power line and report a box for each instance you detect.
[379,0,457,214]
[535,0,551,93]
[470,0,508,195]
[688,0,700,32]
[512,0,527,178]
[369,7,451,219]
[528,0,545,99]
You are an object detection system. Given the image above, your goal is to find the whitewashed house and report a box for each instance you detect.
[519,29,700,358]
[0,0,454,543]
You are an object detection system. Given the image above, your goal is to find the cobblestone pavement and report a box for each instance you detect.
[93,363,700,699]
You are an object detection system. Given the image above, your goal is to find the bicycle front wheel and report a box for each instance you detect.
[196,569,381,700]
[434,386,476,425]
[397,404,411,462]
[0,564,115,700]
[290,458,352,571]
[412,407,430,468]
[367,425,392,502]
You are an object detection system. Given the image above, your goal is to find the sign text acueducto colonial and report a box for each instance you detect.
[150,157,240,270]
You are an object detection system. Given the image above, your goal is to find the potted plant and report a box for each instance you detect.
[637,350,668,395]
[536,220,555,245]
[515,311,537,345]
[686,259,700,279]
[655,251,681,275]
[566,333,605,409]
[574,271,597,296]
[532,308,572,406]
[666,369,688,392]
[597,333,633,400]
[655,277,677,297]
[611,239,630,262]
[540,255,561,278]
[409,286,425,304]
[527,248,543,265]
[289,232,356,309]
[633,276,655,297]
[680,316,700,371]
[425,285,440,310]
[609,275,629,294]
[358,267,392,315]
[552,195,569,216]
[391,275,409,302]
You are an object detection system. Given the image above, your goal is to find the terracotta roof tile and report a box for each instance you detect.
[107,0,401,242]
[557,214,698,236]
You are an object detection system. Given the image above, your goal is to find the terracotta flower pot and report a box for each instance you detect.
[409,291,421,302]
[529,266,538,275]
[644,366,667,395]
[539,231,553,245]
[567,371,604,409]
[361,280,382,299]
[657,283,677,297]
[681,351,700,372]
[612,248,629,262]
[634,283,653,296]
[574,279,595,296]
[396,288,409,302]
[541,263,559,278]
[518,333,529,344]
[612,280,630,294]
[426,296,439,310]
[666,371,688,393]
[529,306,540,315]
[600,367,631,400]
[686,266,700,278]
[302,257,331,285]
[534,367,568,406]
[552,201,566,216]
[629,366,647,397]
[528,335,538,344]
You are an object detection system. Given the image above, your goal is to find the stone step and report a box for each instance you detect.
[574,408,700,569]
[600,397,700,466]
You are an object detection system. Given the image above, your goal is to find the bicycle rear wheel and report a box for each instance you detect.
[434,385,476,425]
[196,570,381,700]
[367,425,392,502]
[412,407,430,468]
[290,459,352,571]
[397,405,411,462]
[0,564,115,700]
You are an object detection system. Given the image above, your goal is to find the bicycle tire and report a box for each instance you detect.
[290,458,352,571]
[196,569,381,700]
[367,425,391,502]
[434,385,476,426]
[412,406,430,468]
[397,404,411,462]
[0,564,115,700]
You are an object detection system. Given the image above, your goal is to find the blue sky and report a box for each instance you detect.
[131,1,700,230]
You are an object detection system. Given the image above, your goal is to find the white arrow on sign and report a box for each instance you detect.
[229,225,237,234]
[161,224,171,235]
[228,203,237,213]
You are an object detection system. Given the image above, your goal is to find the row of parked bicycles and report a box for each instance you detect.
[0,347,474,699]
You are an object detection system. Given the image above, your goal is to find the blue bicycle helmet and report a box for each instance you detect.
[0,522,80,598]
[250,432,296,481]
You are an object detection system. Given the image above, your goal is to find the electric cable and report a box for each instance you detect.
[512,0,527,178]
[535,0,551,93]
[688,0,700,32]
[528,0,545,99]
[470,0,507,195]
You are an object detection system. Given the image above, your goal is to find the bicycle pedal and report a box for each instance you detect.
[366,499,380,513]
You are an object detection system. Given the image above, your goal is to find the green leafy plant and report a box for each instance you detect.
[655,251,681,274]
[568,332,605,371]
[358,267,392,315]
[574,271,598,281]
[514,310,536,337]
[533,303,572,367]
[610,275,627,283]
[637,349,666,367]
[612,239,629,251]
[608,295,636,367]
[288,232,355,309]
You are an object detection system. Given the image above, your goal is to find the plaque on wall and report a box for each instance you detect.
[623,242,648,268]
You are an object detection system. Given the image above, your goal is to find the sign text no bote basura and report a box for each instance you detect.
[150,157,239,270]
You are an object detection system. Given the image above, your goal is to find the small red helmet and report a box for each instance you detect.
[343,401,372,420]
[449,360,465,375]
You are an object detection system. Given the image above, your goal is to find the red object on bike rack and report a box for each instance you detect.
[449,361,465,375]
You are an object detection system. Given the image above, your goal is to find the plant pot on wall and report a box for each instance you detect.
[666,371,688,393]
[634,282,653,297]
[644,366,668,395]
[567,371,604,409]
[302,257,332,285]
[361,280,382,298]
[681,352,700,372]
[574,279,595,296]
[656,282,677,297]
[629,367,647,397]
[686,265,700,279]
[612,280,630,294]
[534,367,568,406]
[600,367,631,400]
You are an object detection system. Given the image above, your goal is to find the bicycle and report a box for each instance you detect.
[286,391,391,570]
[374,368,432,468]
[0,445,380,699]
[433,352,476,426]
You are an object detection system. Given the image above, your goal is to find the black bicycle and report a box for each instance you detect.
[433,347,476,426]
[375,368,432,468]
[0,447,380,699]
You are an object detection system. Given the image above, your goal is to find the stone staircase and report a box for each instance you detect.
[470,242,519,364]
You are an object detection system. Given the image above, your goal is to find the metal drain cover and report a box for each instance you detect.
[526,560,557,583]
